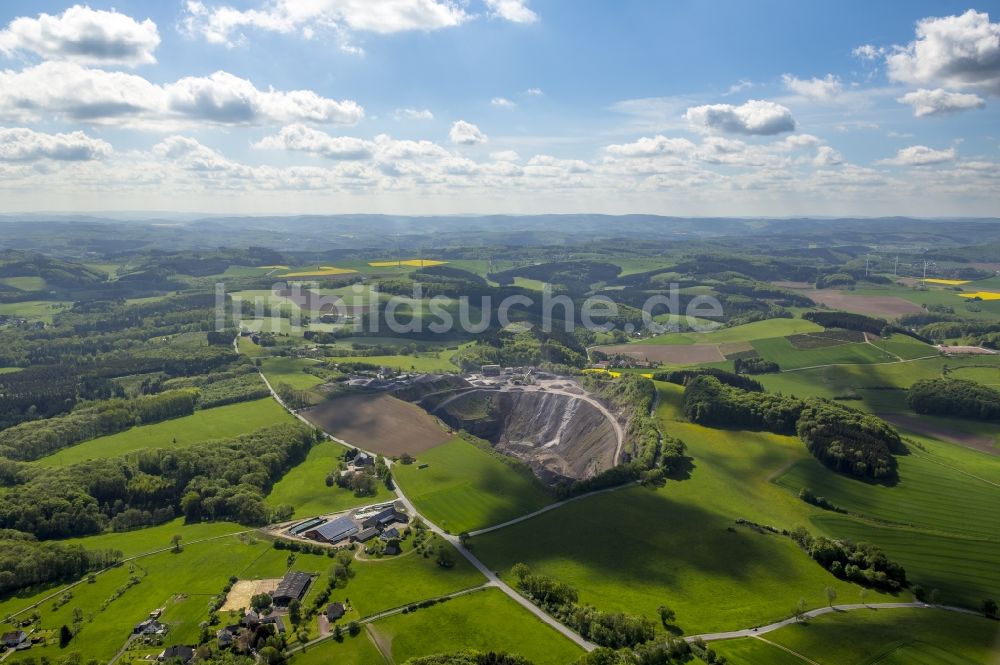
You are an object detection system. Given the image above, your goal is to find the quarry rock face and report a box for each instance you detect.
[434,389,618,485]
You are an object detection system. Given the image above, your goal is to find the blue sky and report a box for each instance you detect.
[0,0,998,215]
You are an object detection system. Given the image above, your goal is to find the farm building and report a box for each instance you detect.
[353,526,379,542]
[305,516,359,543]
[380,527,400,541]
[260,615,286,633]
[288,517,325,536]
[362,506,406,530]
[158,646,194,663]
[216,626,238,647]
[326,602,346,621]
[2,631,27,648]
[272,571,312,606]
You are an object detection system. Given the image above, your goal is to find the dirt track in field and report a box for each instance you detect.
[302,393,451,455]
[595,343,725,364]
[805,290,924,319]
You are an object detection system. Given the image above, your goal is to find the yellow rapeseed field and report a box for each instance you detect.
[582,368,654,379]
[923,278,970,285]
[959,291,1000,301]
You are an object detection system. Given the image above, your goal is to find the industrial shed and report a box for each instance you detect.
[272,571,312,606]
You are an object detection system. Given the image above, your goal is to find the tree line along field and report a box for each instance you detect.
[33,398,293,467]
[712,607,1000,665]
[392,436,555,535]
[774,446,1000,607]
[467,381,1000,637]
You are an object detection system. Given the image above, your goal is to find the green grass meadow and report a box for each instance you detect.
[367,588,585,665]
[265,440,392,518]
[761,607,999,665]
[636,317,822,345]
[35,398,293,466]
[260,356,326,389]
[753,336,896,369]
[394,437,554,534]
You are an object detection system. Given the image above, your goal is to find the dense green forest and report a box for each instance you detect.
[0,423,319,540]
[907,377,1000,420]
[0,529,123,597]
[683,376,901,479]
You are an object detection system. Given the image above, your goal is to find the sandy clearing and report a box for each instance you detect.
[221,579,282,611]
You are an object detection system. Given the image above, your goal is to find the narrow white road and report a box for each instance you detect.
[252,359,599,652]
[467,481,637,538]
[248,348,984,655]
[686,601,980,643]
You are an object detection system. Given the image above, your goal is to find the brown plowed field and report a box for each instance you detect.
[302,393,451,455]
[805,290,923,318]
[881,414,999,457]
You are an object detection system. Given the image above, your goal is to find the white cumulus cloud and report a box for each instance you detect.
[897,88,985,117]
[449,120,488,145]
[490,150,520,162]
[253,124,373,159]
[684,99,795,135]
[183,0,471,46]
[0,126,111,161]
[887,10,1000,94]
[0,62,364,128]
[491,97,516,108]
[393,108,434,120]
[0,5,160,67]
[606,135,696,158]
[852,44,885,60]
[484,0,538,24]
[782,74,843,102]
[879,145,957,166]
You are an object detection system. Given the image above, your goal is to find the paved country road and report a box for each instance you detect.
[686,601,981,643]
[248,348,985,654]
[253,361,600,652]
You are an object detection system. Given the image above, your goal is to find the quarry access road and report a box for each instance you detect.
[466,480,639,538]
[248,348,600,652]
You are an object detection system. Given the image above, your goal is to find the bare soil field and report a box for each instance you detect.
[881,414,999,457]
[221,579,281,611]
[805,290,923,318]
[937,345,998,355]
[595,344,724,364]
[718,341,753,356]
[302,393,451,455]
